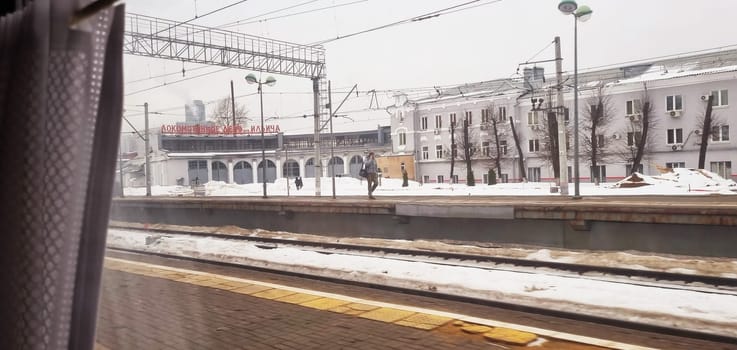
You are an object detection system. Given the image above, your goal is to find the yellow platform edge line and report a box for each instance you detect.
[104,257,656,350]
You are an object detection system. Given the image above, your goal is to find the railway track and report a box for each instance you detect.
[108,224,737,294]
[106,226,737,345]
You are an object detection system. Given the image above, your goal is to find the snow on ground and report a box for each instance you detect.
[107,228,737,337]
[123,168,737,197]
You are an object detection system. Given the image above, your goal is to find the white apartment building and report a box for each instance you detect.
[391,50,737,184]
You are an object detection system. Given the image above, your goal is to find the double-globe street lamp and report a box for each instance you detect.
[558,0,592,198]
[245,73,277,198]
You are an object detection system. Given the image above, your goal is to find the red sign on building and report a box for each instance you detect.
[160,124,281,135]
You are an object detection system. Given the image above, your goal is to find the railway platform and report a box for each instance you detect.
[110,195,737,258]
[95,251,733,350]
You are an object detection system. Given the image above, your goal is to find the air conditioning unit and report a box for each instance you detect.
[612,133,621,140]
[433,129,441,135]
[530,124,540,131]
[628,114,641,122]
[671,144,683,151]
[669,110,682,118]
[480,125,489,130]
[694,129,702,136]
[701,94,710,102]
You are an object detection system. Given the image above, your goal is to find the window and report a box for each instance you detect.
[451,144,457,158]
[590,165,606,183]
[399,111,404,122]
[594,134,605,149]
[483,173,489,184]
[452,175,459,184]
[666,95,683,111]
[435,145,443,158]
[437,175,445,183]
[712,125,730,142]
[666,162,685,168]
[626,99,641,115]
[626,164,644,174]
[399,132,406,145]
[422,146,429,160]
[711,90,728,107]
[500,173,509,183]
[450,113,457,126]
[465,111,473,124]
[528,139,540,152]
[435,115,442,129]
[482,141,490,156]
[710,161,732,179]
[481,109,490,123]
[421,116,428,130]
[666,128,683,144]
[499,140,508,155]
[627,131,642,146]
[498,106,507,121]
[527,111,539,125]
[527,167,541,182]
[423,175,430,183]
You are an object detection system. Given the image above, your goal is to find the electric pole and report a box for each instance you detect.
[230,80,237,136]
[119,138,125,197]
[555,36,569,196]
[144,102,152,197]
[328,81,336,199]
[312,78,321,196]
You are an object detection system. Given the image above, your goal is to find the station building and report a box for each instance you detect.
[391,49,737,184]
[120,124,392,187]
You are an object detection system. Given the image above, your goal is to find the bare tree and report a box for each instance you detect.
[582,87,615,184]
[481,104,510,181]
[616,89,655,175]
[448,120,456,183]
[531,104,562,180]
[208,97,249,128]
[444,118,479,185]
[697,95,715,169]
[509,114,526,182]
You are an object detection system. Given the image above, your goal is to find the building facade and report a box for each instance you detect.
[392,50,737,184]
[119,126,392,187]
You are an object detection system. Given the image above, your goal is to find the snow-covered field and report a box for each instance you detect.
[107,228,737,337]
[124,168,736,197]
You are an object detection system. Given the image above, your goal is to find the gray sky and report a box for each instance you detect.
[122,0,737,134]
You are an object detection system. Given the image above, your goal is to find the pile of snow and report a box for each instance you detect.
[611,168,736,194]
[123,169,736,197]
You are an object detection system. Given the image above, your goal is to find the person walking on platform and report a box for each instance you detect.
[294,176,303,190]
[365,152,378,199]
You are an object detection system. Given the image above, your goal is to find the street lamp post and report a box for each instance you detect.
[558,0,592,199]
[245,73,277,198]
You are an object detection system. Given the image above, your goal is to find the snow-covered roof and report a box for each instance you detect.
[610,64,737,85]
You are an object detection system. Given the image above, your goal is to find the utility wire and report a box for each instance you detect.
[122,116,146,140]
[218,0,321,29]
[153,0,251,36]
[126,65,211,85]
[125,67,231,96]
[311,0,502,45]
[222,0,368,28]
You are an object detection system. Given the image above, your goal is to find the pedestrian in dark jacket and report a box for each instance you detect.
[365,152,378,199]
[295,176,303,190]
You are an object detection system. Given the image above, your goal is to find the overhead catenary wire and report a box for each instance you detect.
[152,0,251,36]
[125,67,231,96]
[311,0,503,45]
[222,0,368,28]
[217,0,321,29]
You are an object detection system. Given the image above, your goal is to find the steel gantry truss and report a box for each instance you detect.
[124,13,325,78]
[123,13,331,195]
